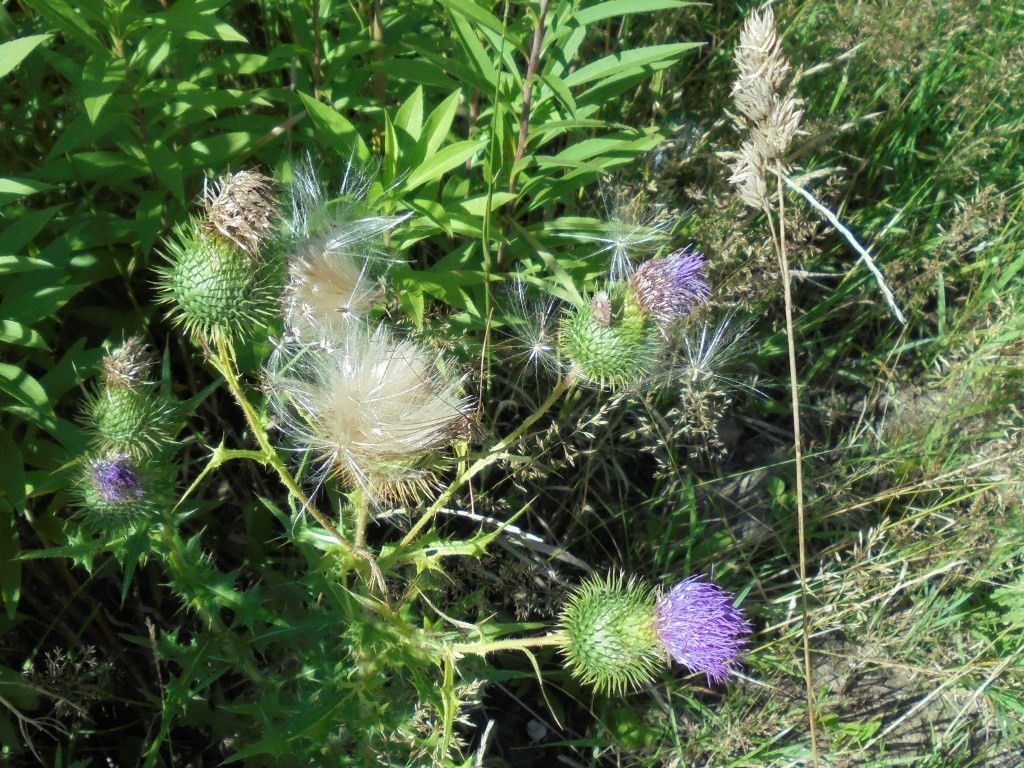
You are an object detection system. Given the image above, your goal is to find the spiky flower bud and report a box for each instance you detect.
[557,574,662,694]
[76,453,173,529]
[101,336,156,390]
[653,575,752,684]
[84,381,176,458]
[557,283,663,389]
[155,221,278,343]
[269,327,472,504]
[201,169,279,258]
[630,246,710,324]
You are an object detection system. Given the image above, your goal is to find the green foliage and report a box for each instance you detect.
[3,0,1023,765]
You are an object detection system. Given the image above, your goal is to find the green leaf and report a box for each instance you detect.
[0,178,54,205]
[417,89,463,160]
[444,7,499,90]
[394,86,424,144]
[0,363,49,411]
[0,431,24,618]
[402,139,485,191]
[441,0,508,37]
[298,92,370,161]
[0,320,48,351]
[0,34,53,78]
[19,0,106,56]
[81,52,126,124]
[573,0,697,25]
[564,43,699,89]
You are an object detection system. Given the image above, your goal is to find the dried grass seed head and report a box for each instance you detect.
[201,169,279,258]
[269,327,472,504]
[728,140,772,210]
[732,7,790,117]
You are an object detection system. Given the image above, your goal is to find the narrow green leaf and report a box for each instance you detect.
[441,0,507,37]
[564,43,699,89]
[0,178,54,205]
[298,92,370,161]
[0,363,50,413]
[0,320,48,351]
[0,432,24,618]
[19,0,106,56]
[394,86,424,143]
[573,0,696,25]
[418,89,463,160]
[402,139,485,190]
[0,34,53,78]
[446,9,499,90]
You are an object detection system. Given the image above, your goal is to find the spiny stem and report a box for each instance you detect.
[770,163,819,763]
[398,372,575,550]
[450,633,563,657]
[211,337,384,590]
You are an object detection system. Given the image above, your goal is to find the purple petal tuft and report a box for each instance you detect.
[653,574,752,684]
[631,246,710,323]
[91,456,144,504]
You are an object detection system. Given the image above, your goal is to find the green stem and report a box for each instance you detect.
[449,633,563,658]
[210,337,384,589]
[396,372,575,551]
[352,487,370,549]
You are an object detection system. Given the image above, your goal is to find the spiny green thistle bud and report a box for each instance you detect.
[75,453,173,531]
[83,384,177,458]
[84,341,177,457]
[557,283,663,389]
[557,573,662,694]
[155,221,278,343]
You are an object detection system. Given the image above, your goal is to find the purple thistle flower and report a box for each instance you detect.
[90,455,144,505]
[631,246,710,323]
[653,574,752,685]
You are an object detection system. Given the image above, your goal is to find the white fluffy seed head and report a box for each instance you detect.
[269,327,473,505]
[281,159,409,338]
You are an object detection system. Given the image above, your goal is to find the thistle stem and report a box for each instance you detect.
[449,633,563,657]
[210,338,384,590]
[397,372,575,551]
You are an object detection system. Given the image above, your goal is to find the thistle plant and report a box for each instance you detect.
[553,247,710,389]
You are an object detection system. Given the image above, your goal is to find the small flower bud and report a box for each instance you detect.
[557,574,662,694]
[630,246,710,324]
[84,383,177,458]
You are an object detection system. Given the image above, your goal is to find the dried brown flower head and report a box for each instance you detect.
[202,169,279,257]
[102,335,156,390]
